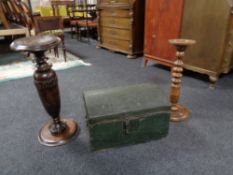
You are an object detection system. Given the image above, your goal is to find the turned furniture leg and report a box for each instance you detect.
[209,75,218,89]
[144,58,149,67]
[127,54,136,59]
[54,46,58,58]
[169,39,196,122]
[61,35,67,62]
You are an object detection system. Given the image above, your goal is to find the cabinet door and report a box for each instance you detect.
[181,0,230,73]
[144,0,184,64]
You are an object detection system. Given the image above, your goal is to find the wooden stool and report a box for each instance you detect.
[10,35,79,146]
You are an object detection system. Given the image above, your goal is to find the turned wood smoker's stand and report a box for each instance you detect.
[10,35,79,146]
[169,39,196,122]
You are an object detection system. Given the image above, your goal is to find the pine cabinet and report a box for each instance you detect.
[97,0,145,58]
[181,0,233,85]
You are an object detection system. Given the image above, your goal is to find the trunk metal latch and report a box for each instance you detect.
[123,118,140,134]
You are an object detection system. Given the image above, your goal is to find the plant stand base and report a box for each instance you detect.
[170,104,189,122]
[38,118,79,147]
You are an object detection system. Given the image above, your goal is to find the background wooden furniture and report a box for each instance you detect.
[51,0,75,16]
[0,1,11,28]
[0,23,29,37]
[97,0,145,58]
[77,4,97,41]
[144,0,233,86]
[144,0,184,66]
[181,0,233,87]
[0,0,22,26]
[67,2,97,41]
[34,16,67,61]
[50,0,75,29]
[0,0,29,38]
[66,3,81,38]
[18,1,35,35]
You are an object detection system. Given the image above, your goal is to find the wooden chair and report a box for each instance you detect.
[66,3,84,39]
[34,16,67,61]
[1,0,20,23]
[50,0,74,16]
[0,0,30,39]
[0,1,10,28]
[77,3,97,41]
[67,1,97,41]
[17,1,34,35]
[78,0,97,42]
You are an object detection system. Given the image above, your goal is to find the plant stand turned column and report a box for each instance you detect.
[10,35,79,146]
[169,39,196,122]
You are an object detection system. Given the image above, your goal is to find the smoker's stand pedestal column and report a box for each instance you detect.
[10,35,79,146]
[169,39,196,122]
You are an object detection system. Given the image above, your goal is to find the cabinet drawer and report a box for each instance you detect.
[101,27,131,40]
[100,17,131,29]
[101,37,130,51]
[100,10,130,18]
[99,0,130,5]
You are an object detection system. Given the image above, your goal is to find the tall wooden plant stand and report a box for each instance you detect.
[10,35,79,146]
[169,39,196,122]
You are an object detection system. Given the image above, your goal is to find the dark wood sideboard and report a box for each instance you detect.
[144,0,233,86]
[97,0,145,58]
